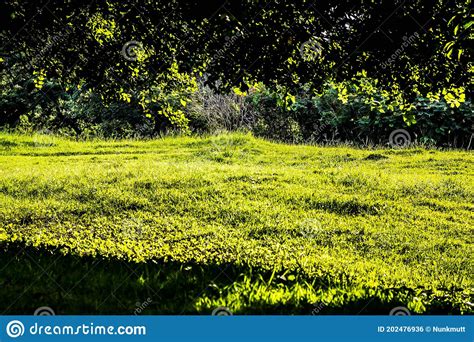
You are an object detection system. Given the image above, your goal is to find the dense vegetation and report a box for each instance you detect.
[0,133,472,314]
[0,0,472,316]
[0,0,472,146]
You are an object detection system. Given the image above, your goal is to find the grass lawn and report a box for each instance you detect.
[0,132,472,314]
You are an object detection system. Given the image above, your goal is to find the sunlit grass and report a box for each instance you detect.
[0,132,472,314]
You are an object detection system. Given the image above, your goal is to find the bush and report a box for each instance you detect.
[0,61,198,138]
[243,76,472,147]
[1,59,472,147]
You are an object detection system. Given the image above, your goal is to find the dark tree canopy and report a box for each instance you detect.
[1,0,471,90]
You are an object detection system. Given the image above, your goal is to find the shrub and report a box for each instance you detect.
[1,59,472,147]
[0,60,199,138]
[244,83,305,143]
[186,81,256,133]
[243,76,472,147]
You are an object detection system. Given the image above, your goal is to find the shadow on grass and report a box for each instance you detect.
[0,242,462,315]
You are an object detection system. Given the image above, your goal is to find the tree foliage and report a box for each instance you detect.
[0,0,472,140]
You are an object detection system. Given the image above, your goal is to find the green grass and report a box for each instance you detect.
[0,132,472,314]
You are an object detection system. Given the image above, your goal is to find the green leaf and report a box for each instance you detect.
[454,24,460,35]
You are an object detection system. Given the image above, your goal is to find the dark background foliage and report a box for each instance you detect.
[0,0,472,145]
